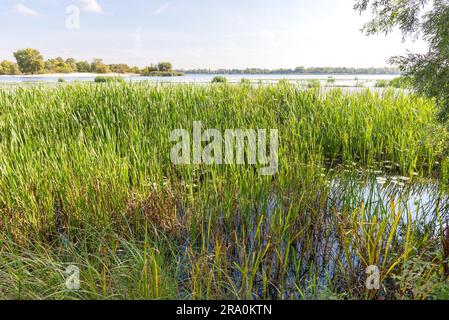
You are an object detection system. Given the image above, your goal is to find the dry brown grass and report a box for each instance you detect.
[126,185,188,240]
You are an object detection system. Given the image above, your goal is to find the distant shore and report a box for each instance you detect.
[0,72,399,79]
[0,72,188,78]
[0,73,140,78]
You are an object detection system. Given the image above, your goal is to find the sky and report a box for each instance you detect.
[0,0,428,69]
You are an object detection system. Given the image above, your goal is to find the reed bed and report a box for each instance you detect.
[0,82,448,299]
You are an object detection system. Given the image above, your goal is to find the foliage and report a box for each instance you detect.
[2,48,150,75]
[211,76,228,83]
[389,76,414,89]
[355,0,449,123]
[130,66,141,74]
[0,83,447,299]
[141,70,184,77]
[45,57,75,73]
[109,64,131,74]
[141,63,179,76]
[142,64,158,74]
[157,62,173,72]
[184,67,399,75]
[91,58,111,74]
[94,76,126,83]
[375,79,390,88]
[0,60,21,75]
[76,61,91,73]
[65,58,77,72]
[375,77,414,89]
[13,48,45,74]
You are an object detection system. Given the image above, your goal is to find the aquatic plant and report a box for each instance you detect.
[0,82,447,299]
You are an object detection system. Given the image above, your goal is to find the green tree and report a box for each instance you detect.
[141,64,158,75]
[76,61,91,73]
[0,60,21,75]
[44,59,57,73]
[157,62,173,72]
[45,57,74,73]
[130,66,141,74]
[91,58,111,74]
[109,64,131,74]
[13,48,45,74]
[65,58,77,72]
[355,0,449,122]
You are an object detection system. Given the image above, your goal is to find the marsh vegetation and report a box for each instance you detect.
[0,82,448,299]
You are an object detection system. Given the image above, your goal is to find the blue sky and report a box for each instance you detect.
[0,0,427,69]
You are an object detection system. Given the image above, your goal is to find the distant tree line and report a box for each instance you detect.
[182,67,399,75]
[1,48,400,76]
[0,48,177,76]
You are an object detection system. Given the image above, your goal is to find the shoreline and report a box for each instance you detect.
[0,73,140,78]
[0,72,399,79]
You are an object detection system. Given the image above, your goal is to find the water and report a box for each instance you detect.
[241,175,448,298]
[0,73,399,87]
[328,176,448,223]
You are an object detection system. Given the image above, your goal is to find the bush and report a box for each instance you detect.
[327,77,336,84]
[374,77,414,89]
[211,76,228,83]
[240,78,252,85]
[58,78,66,83]
[94,76,126,83]
[389,76,413,89]
[375,79,389,88]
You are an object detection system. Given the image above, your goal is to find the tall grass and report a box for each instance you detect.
[0,82,448,299]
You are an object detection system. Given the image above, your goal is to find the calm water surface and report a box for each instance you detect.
[0,73,399,87]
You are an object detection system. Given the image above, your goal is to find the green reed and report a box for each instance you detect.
[0,82,448,299]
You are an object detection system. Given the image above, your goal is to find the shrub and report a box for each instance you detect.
[374,77,413,89]
[375,79,389,88]
[240,78,252,85]
[94,76,126,83]
[389,76,413,89]
[211,76,228,83]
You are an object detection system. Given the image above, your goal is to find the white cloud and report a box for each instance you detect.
[14,3,40,16]
[80,0,102,13]
[153,1,173,15]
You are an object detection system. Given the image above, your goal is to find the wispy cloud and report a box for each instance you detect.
[79,0,103,13]
[14,3,40,16]
[153,1,173,15]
